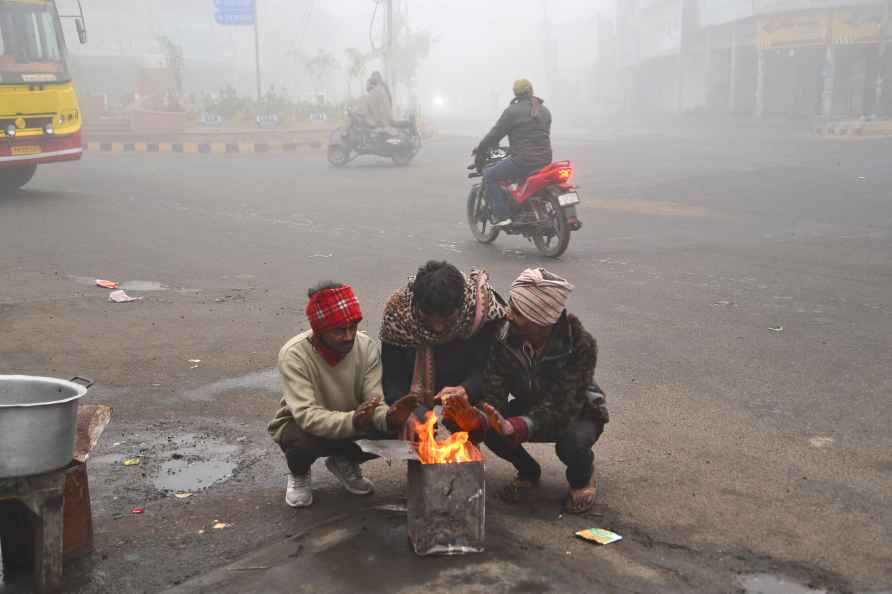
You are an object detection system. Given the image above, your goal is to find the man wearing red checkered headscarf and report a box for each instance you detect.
[268,281,419,509]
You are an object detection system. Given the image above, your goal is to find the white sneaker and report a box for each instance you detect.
[325,456,374,495]
[285,471,313,508]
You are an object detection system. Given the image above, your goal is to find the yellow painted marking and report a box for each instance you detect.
[585,199,710,218]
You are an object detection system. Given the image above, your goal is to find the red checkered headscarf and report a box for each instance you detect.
[306,285,363,334]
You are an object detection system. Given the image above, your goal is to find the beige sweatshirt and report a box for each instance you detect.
[267,330,389,443]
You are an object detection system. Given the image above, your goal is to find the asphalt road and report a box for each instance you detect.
[1,128,890,594]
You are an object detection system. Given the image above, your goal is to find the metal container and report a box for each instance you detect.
[0,375,92,478]
[407,459,485,556]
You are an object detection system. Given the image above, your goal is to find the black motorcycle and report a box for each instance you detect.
[327,110,422,167]
[467,147,582,258]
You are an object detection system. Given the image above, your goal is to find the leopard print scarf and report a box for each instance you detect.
[380,269,507,403]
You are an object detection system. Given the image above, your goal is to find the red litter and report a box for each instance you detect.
[96,279,119,289]
[130,507,145,514]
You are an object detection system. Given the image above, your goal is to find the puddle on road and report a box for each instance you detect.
[155,457,237,493]
[183,368,278,401]
[738,574,827,594]
[119,280,167,291]
[151,433,239,493]
[68,275,168,291]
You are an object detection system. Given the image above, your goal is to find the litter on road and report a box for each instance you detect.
[130,507,145,514]
[575,528,622,545]
[769,325,784,332]
[96,279,119,289]
[109,290,141,303]
[174,491,193,499]
[212,521,230,530]
[122,457,141,466]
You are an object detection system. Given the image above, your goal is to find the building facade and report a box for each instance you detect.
[618,0,892,119]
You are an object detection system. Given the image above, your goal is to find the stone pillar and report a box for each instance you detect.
[821,44,837,118]
[876,40,888,113]
[729,25,739,113]
[756,48,766,118]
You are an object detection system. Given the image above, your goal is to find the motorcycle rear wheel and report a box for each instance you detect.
[391,151,414,166]
[467,185,500,244]
[530,196,571,258]
[327,145,350,167]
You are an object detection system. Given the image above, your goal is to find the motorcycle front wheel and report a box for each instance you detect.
[391,150,414,166]
[467,185,500,244]
[327,144,350,167]
[530,196,571,258]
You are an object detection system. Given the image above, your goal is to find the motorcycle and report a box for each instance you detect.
[466,147,582,258]
[327,110,422,167]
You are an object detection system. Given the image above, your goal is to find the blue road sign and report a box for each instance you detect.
[214,0,254,26]
[215,0,253,10]
[215,11,254,25]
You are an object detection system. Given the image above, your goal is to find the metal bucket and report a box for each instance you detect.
[407,459,485,556]
[0,375,92,478]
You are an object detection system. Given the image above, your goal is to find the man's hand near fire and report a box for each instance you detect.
[437,388,485,433]
[481,403,515,438]
[385,393,420,431]
[353,396,381,433]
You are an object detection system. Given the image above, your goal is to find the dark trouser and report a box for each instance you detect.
[483,401,604,489]
[483,157,534,220]
[277,421,377,476]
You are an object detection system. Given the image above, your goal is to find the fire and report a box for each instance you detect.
[409,410,483,464]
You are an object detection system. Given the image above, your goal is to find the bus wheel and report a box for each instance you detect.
[0,164,37,194]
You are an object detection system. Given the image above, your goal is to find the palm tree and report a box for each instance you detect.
[344,48,369,98]
[305,50,339,97]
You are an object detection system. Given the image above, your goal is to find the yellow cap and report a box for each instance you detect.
[513,79,533,97]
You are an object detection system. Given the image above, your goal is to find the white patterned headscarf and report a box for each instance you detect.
[509,268,574,327]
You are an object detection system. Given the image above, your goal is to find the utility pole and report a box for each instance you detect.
[253,0,262,102]
[385,0,394,91]
[541,0,557,99]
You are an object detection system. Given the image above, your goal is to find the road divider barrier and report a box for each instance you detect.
[85,140,324,155]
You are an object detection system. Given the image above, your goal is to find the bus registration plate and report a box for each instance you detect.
[12,145,41,156]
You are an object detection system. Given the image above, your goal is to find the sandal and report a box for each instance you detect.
[497,475,540,504]
[564,481,598,514]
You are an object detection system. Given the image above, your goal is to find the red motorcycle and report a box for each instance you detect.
[467,147,582,258]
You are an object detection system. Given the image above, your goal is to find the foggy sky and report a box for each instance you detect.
[66,0,615,116]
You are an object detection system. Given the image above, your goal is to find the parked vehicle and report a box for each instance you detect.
[327,110,422,167]
[0,0,88,194]
[466,147,582,258]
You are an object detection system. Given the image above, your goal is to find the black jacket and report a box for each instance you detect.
[477,312,608,441]
[477,96,552,169]
[381,320,502,404]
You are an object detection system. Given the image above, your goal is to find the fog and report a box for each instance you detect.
[60,0,892,130]
[62,0,615,130]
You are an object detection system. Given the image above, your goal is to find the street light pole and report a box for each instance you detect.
[385,0,394,91]
[254,0,262,103]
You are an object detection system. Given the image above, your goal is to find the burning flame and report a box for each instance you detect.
[409,410,483,464]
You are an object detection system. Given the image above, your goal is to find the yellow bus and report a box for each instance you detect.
[0,0,86,193]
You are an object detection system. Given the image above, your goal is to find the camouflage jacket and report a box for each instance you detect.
[476,312,607,442]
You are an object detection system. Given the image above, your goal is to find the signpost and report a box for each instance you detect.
[214,0,262,102]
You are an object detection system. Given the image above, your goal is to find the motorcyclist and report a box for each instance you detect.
[474,79,553,227]
[355,70,394,141]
